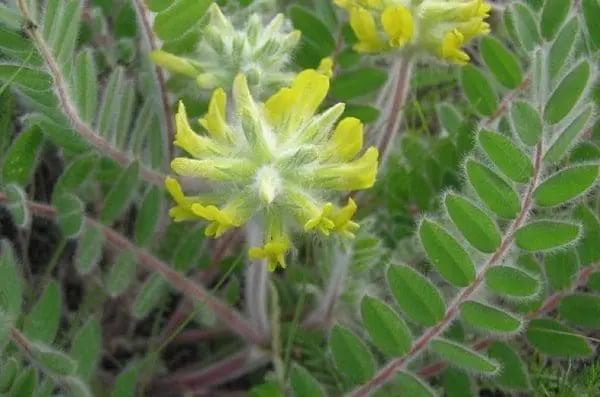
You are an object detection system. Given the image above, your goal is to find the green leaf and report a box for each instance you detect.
[52,152,98,198]
[582,0,600,48]
[100,161,139,223]
[487,342,531,390]
[466,160,521,219]
[459,301,521,333]
[135,186,162,246]
[559,293,600,328]
[544,107,593,164]
[111,363,139,397]
[153,0,212,41]
[445,194,501,253]
[329,325,375,385]
[540,0,570,40]
[62,376,93,397]
[533,164,599,207]
[1,126,43,186]
[290,364,325,397]
[515,221,580,251]
[443,368,474,397]
[526,319,592,357]
[70,318,101,381]
[54,0,82,70]
[249,382,282,397]
[106,250,137,297]
[510,3,541,51]
[573,205,600,266]
[387,264,445,326]
[430,338,498,374]
[0,64,52,91]
[31,343,77,376]
[438,103,463,136]
[342,104,380,124]
[544,61,591,125]
[419,219,475,286]
[330,68,387,99]
[478,130,533,183]
[395,372,436,397]
[0,357,18,392]
[544,249,579,290]
[510,100,542,146]
[132,274,167,319]
[289,6,335,56]
[480,36,522,89]
[54,193,84,238]
[173,225,206,272]
[549,17,579,81]
[0,241,22,318]
[4,183,29,227]
[588,272,600,291]
[76,224,105,275]
[360,296,412,356]
[9,367,37,396]
[485,266,540,298]
[460,65,497,116]
[23,281,61,344]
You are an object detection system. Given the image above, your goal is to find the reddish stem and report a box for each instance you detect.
[350,142,543,396]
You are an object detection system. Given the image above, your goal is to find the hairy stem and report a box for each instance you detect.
[244,220,270,342]
[131,0,174,164]
[16,0,187,189]
[376,57,414,167]
[350,142,544,396]
[302,246,352,329]
[0,193,263,344]
[149,347,268,395]
[417,263,599,378]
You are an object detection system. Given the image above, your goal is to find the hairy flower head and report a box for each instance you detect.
[151,3,300,98]
[166,68,379,271]
[335,0,491,64]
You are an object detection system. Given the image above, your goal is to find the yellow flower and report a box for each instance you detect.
[304,203,336,235]
[167,68,378,270]
[165,177,201,222]
[350,7,387,53]
[331,198,360,238]
[381,6,414,48]
[334,0,492,64]
[317,57,334,78]
[249,238,290,271]
[441,29,470,65]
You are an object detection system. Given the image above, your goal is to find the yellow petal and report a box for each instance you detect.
[175,102,227,158]
[303,202,335,235]
[323,117,364,161]
[150,50,199,78]
[171,157,257,181]
[381,6,414,48]
[331,198,360,238]
[313,147,379,190]
[198,88,234,144]
[317,57,334,78]
[264,69,329,132]
[350,7,386,53]
[441,29,470,65]
[165,176,187,206]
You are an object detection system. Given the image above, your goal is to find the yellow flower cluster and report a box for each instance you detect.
[166,60,378,272]
[335,0,491,64]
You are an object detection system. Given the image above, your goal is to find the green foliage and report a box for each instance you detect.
[0,0,598,396]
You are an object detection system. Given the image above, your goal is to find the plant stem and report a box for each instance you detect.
[131,0,174,165]
[376,57,413,167]
[416,263,599,379]
[16,0,192,189]
[148,347,269,395]
[302,246,352,329]
[244,220,270,342]
[350,142,544,396]
[0,193,263,344]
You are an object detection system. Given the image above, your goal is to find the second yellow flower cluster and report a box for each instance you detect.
[335,0,491,64]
